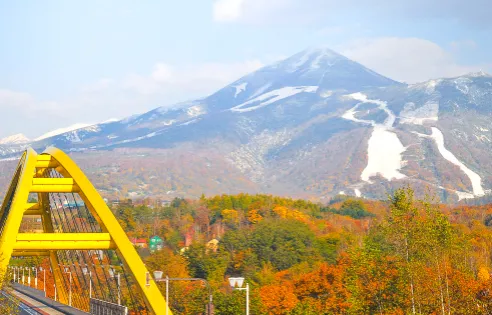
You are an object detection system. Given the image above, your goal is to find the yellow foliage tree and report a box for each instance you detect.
[247,209,263,224]
[260,284,299,315]
[221,209,239,227]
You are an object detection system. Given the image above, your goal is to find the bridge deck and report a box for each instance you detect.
[11,290,64,315]
[11,283,89,315]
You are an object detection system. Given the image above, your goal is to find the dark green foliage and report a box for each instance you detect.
[323,199,375,219]
[222,219,319,271]
[315,236,339,264]
[251,219,316,270]
[485,214,492,227]
[328,194,350,205]
[184,243,230,284]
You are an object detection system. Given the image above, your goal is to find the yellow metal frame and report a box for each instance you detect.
[0,147,171,315]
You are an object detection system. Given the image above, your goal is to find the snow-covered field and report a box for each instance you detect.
[414,127,485,199]
[230,86,318,113]
[234,83,248,97]
[399,101,439,125]
[35,123,94,141]
[0,134,30,145]
[360,126,406,182]
[343,93,407,182]
[429,127,485,196]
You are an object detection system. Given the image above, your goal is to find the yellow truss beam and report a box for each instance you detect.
[14,233,116,250]
[23,203,42,215]
[0,148,171,315]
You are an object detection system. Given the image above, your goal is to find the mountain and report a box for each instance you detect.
[1,47,491,203]
[0,133,30,145]
[35,123,95,141]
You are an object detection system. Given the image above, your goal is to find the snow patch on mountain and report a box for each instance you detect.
[179,118,201,126]
[361,126,407,182]
[400,101,439,125]
[425,80,439,94]
[230,86,318,113]
[228,129,292,181]
[430,127,484,196]
[454,77,472,95]
[187,105,206,117]
[35,123,94,141]
[474,134,491,142]
[342,93,407,182]
[320,90,333,98]
[62,125,101,143]
[162,120,177,126]
[249,83,272,100]
[287,47,341,72]
[234,83,248,97]
[102,118,120,124]
[0,134,30,145]
[455,191,476,201]
[417,127,485,197]
[411,79,441,94]
[466,70,491,78]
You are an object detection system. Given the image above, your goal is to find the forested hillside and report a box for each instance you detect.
[111,189,492,314]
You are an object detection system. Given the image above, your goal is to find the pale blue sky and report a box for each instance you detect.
[0,0,491,138]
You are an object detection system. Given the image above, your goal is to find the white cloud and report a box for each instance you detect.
[0,89,67,138]
[122,59,264,96]
[0,89,35,110]
[0,59,265,138]
[213,0,245,22]
[0,89,62,115]
[340,37,489,83]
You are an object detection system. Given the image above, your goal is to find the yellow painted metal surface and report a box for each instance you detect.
[35,160,60,168]
[24,209,43,215]
[30,184,80,193]
[0,148,171,314]
[25,203,40,210]
[32,178,75,185]
[15,233,116,250]
[39,189,69,304]
[14,240,116,250]
[0,149,36,270]
[44,148,172,315]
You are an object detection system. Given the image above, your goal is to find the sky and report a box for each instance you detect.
[0,0,491,139]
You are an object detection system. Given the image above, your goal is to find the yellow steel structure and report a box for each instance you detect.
[0,147,171,315]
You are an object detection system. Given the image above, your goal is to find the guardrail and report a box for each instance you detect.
[90,298,128,315]
[11,283,89,315]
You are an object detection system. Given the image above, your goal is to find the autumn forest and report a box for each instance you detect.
[97,188,492,314]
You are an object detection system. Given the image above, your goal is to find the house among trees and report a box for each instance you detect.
[131,238,148,248]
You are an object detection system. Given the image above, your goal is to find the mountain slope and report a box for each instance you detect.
[1,48,491,202]
[0,133,30,145]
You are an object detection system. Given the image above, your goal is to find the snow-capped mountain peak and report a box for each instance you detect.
[35,123,94,141]
[283,47,346,72]
[0,133,30,145]
[465,70,491,78]
[5,45,491,203]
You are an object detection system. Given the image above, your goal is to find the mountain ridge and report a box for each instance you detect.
[1,47,491,203]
